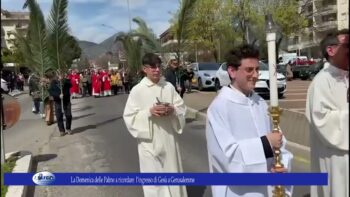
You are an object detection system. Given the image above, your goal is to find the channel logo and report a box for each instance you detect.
[32,171,56,185]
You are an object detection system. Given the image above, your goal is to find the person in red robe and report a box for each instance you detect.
[102,69,112,96]
[70,70,80,98]
[92,69,101,97]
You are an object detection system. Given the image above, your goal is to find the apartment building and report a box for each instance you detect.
[287,0,349,58]
[1,9,30,51]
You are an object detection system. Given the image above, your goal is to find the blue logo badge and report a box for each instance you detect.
[32,171,55,185]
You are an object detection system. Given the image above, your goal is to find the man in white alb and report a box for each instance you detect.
[123,53,187,197]
[206,44,293,197]
[306,29,349,197]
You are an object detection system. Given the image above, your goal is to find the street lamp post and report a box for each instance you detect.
[244,19,250,44]
[126,0,131,31]
[265,14,287,197]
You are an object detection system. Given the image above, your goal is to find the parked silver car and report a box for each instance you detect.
[190,62,220,90]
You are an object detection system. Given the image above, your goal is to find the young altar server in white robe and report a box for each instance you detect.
[206,44,293,197]
[306,29,349,197]
[123,53,188,197]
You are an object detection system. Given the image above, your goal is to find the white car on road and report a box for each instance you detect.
[215,61,287,97]
[190,62,221,90]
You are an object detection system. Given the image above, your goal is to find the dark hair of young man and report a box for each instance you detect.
[142,53,162,67]
[225,44,260,69]
[320,29,349,60]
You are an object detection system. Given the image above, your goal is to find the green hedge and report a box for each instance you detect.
[1,158,16,197]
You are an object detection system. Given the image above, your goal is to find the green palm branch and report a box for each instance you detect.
[22,0,52,102]
[46,0,70,75]
[171,0,198,62]
[115,33,142,77]
[22,0,52,76]
[132,17,161,53]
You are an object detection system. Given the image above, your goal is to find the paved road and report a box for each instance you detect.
[184,79,311,114]
[5,94,212,197]
[4,91,310,197]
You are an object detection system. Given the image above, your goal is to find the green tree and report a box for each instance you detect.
[170,0,198,63]
[1,41,26,64]
[115,17,161,85]
[185,0,221,62]
[260,0,308,60]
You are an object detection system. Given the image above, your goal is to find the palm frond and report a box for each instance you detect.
[47,0,70,74]
[22,0,51,77]
[132,17,161,53]
[115,33,142,76]
[176,0,198,44]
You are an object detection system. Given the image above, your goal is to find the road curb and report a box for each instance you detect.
[8,91,26,97]
[5,151,33,197]
[186,107,207,122]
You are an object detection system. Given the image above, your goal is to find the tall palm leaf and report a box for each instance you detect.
[46,0,70,75]
[115,33,142,83]
[46,0,72,113]
[22,0,52,101]
[172,0,198,62]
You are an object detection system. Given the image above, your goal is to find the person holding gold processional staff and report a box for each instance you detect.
[205,44,293,197]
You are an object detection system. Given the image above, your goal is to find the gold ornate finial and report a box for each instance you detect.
[269,106,288,197]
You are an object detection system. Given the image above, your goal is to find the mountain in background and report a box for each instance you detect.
[78,32,123,60]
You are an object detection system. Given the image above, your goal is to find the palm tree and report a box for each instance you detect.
[132,17,161,53]
[171,0,198,63]
[115,32,142,83]
[115,17,161,86]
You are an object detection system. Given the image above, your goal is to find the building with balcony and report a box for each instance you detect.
[287,0,348,58]
[159,27,177,48]
[1,9,30,51]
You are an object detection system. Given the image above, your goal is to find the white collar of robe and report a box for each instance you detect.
[141,76,167,87]
[324,62,349,80]
[219,86,263,106]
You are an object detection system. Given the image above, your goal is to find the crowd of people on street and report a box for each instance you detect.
[26,67,132,134]
[0,71,25,93]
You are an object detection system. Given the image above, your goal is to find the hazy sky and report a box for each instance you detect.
[2,0,179,43]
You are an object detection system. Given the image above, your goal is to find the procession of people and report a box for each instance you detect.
[1,28,348,197]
